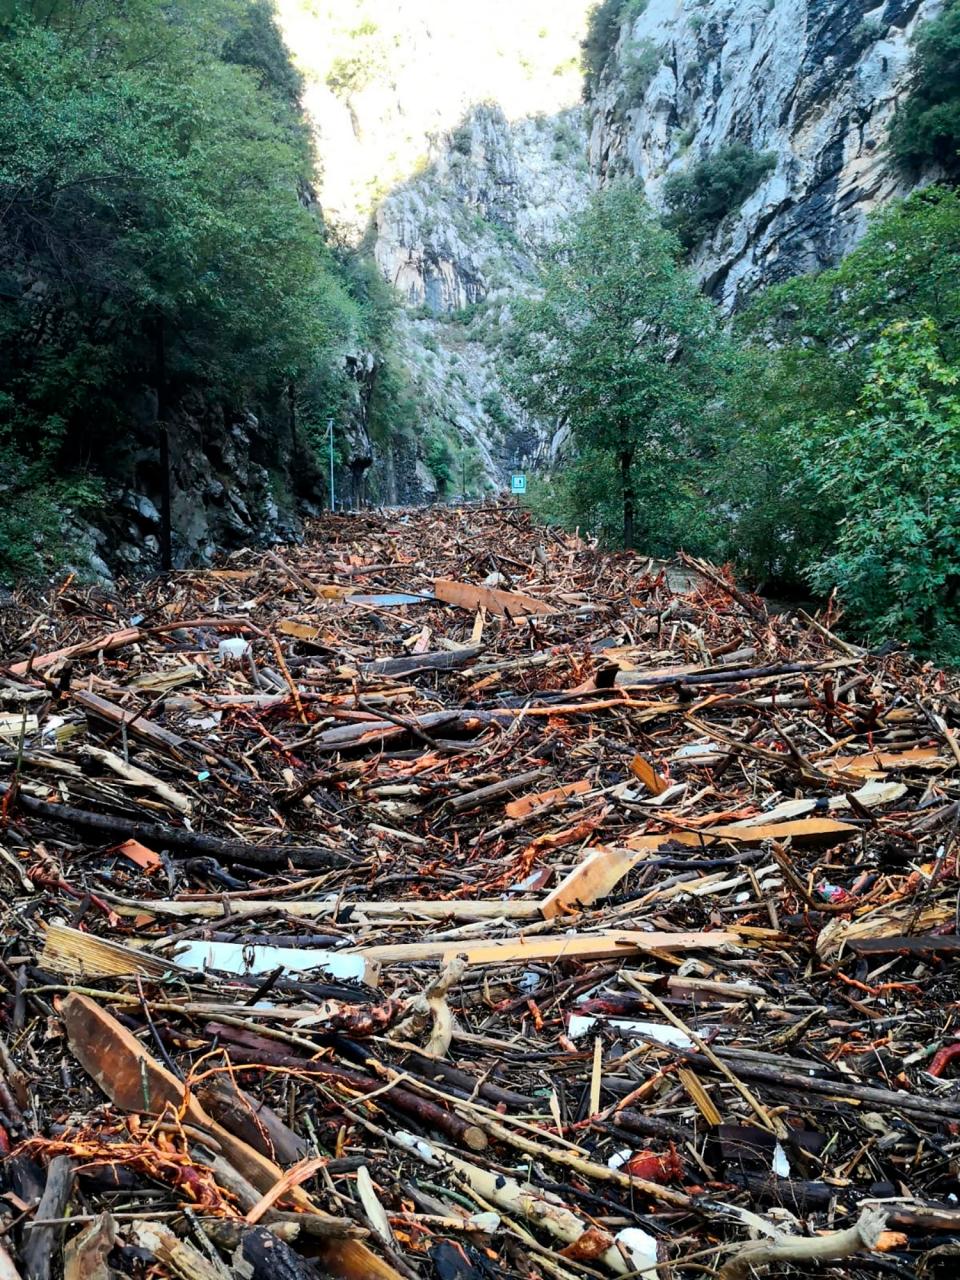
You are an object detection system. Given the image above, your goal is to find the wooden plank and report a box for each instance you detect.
[350,929,734,967]
[505,778,591,818]
[105,894,543,922]
[40,923,190,980]
[277,619,323,641]
[433,578,557,617]
[71,689,189,754]
[623,817,857,851]
[629,754,669,796]
[540,846,638,919]
[819,747,948,777]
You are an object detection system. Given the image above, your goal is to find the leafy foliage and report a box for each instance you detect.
[0,0,364,575]
[662,144,776,253]
[713,187,960,656]
[890,0,960,177]
[618,39,662,108]
[797,320,960,658]
[506,183,729,552]
[581,0,648,98]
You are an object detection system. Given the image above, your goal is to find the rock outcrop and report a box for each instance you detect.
[69,391,327,579]
[589,0,938,310]
[368,102,592,501]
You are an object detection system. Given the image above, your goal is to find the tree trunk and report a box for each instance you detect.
[620,449,635,550]
[155,318,172,572]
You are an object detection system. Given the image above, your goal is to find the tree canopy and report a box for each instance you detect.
[0,0,367,573]
[507,183,729,552]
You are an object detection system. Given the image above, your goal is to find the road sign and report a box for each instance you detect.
[511,473,527,494]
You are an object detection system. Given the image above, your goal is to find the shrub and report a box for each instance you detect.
[582,0,647,97]
[662,143,776,252]
[798,320,960,660]
[618,39,662,106]
[450,122,473,156]
[890,0,960,177]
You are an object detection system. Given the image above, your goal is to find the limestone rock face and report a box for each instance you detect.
[70,392,325,579]
[589,0,938,309]
[368,102,593,502]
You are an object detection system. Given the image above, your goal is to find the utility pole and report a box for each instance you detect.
[327,417,335,512]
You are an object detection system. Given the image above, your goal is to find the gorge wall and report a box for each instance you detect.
[277,0,595,503]
[589,0,939,311]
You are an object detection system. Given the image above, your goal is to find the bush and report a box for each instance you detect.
[662,143,776,252]
[450,122,473,156]
[581,0,647,97]
[581,0,623,96]
[716,186,960,655]
[890,0,960,176]
[425,430,454,495]
[618,39,662,106]
[798,320,960,659]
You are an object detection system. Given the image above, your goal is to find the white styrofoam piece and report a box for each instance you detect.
[567,1013,693,1049]
[173,940,366,982]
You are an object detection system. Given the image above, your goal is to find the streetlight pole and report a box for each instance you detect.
[327,417,335,512]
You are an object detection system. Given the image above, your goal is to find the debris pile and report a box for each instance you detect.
[2,502,960,1280]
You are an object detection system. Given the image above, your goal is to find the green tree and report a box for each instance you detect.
[0,0,361,574]
[506,183,727,551]
[890,0,960,177]
[798,320,960,659]
[713,186,960,599]
[662,143,776,253]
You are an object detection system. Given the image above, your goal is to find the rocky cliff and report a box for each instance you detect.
[366,102,592,501]
[589,0,939,310]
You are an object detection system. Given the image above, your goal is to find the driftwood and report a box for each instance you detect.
[7,502,960,1280]
[719,1206,889,1280]
[0,784,352,868]
[21,1157,75,1280]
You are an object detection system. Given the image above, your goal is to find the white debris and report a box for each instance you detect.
[172,940,367,983]
[217,636,251,661]
[567,1014,694,1049]
[606,1226,659,1276]
[607,1147,633,1170]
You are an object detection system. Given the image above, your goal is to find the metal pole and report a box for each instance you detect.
[327,417,335,511]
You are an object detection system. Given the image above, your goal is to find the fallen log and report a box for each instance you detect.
[206,1024,488,1152]
[0,784,353,868]
[360,647,484,677]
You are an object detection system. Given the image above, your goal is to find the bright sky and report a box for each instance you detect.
[276,0,593,231]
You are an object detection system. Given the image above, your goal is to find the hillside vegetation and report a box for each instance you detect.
[0,0,409,574]
[512,182,960,662]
